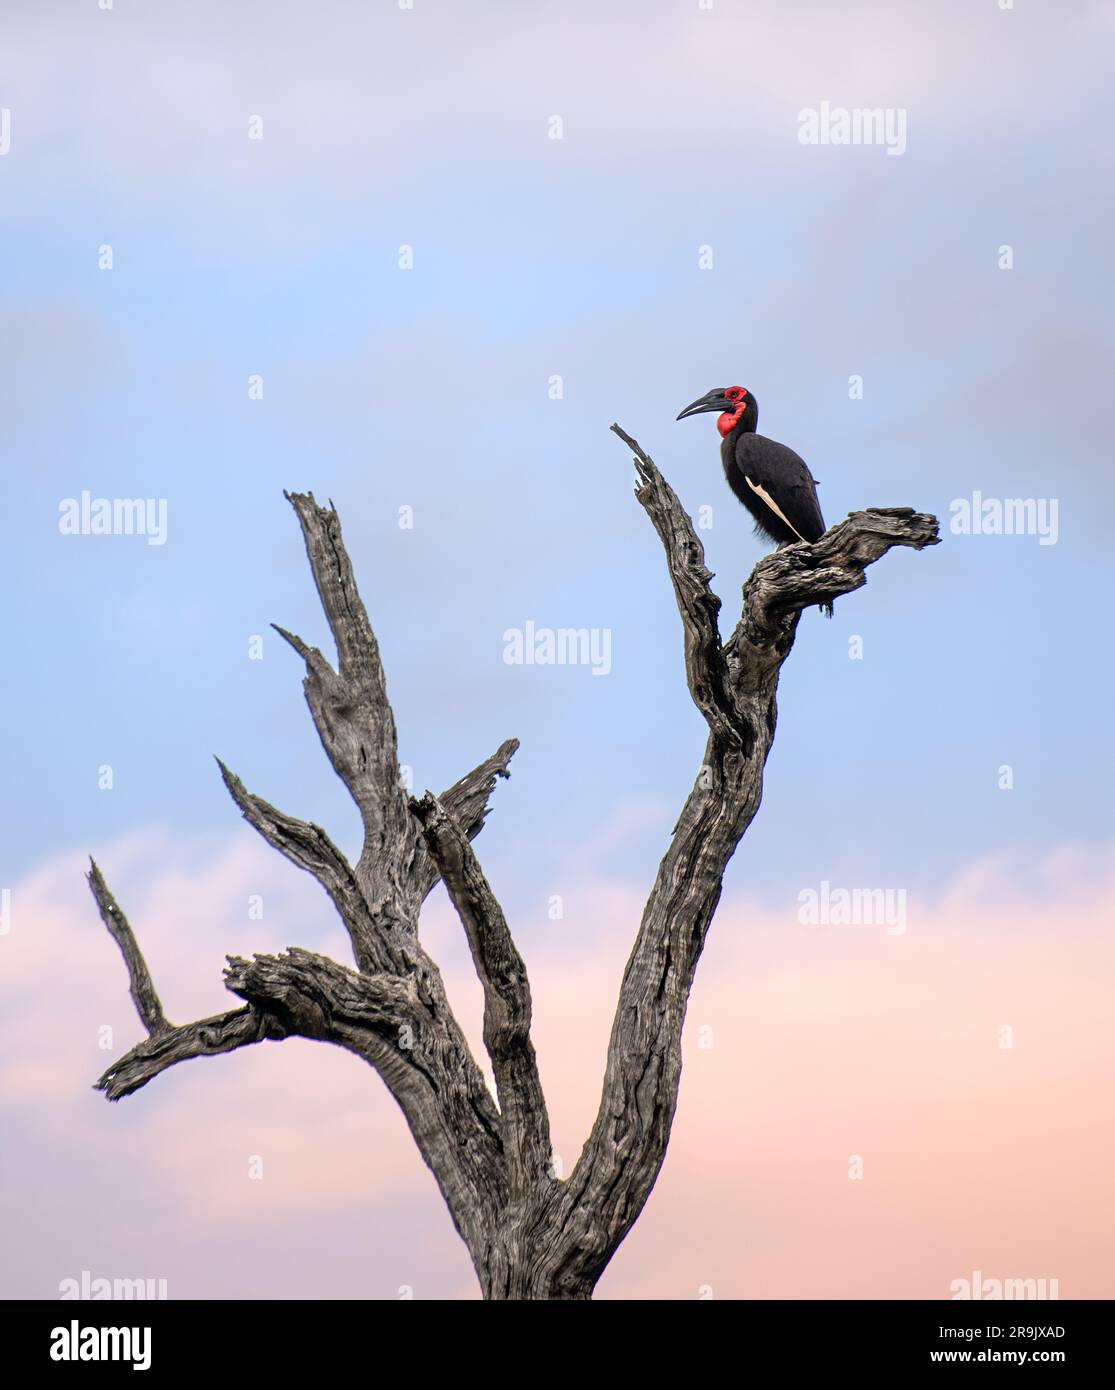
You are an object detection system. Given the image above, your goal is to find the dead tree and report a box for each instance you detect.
[89,426,939,1300]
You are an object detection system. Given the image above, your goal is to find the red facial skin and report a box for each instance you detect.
[717,386,748,438]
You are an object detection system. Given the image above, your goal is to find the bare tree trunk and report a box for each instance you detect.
[89,426,938,1299]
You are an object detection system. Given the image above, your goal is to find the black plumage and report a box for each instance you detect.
[725,429,825,546]
[677,384,832,614]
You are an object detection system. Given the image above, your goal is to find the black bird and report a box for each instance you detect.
[677,385,832,615]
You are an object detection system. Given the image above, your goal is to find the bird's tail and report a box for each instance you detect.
[820,600,834,619]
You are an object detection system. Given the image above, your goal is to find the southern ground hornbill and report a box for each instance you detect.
[676,385,833,615]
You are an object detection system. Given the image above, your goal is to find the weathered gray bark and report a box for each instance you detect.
[90,428,938,1299]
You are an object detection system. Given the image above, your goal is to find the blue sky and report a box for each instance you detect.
[3,0,1113,929]
[3,0,1115,1305]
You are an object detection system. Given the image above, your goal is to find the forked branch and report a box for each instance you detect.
[91,431,938,1300]
[538,428,940,1294]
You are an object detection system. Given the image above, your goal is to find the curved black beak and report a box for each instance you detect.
[676,389,729,421]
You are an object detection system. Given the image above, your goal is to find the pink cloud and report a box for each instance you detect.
[1,832,1111,1298]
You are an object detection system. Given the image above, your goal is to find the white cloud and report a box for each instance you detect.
[2,829,1113,1297]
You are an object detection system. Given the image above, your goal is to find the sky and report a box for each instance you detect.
[2,0,1113,1300]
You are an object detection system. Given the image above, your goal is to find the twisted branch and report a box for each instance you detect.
[412,792,551,1197]
[91,432,938,1300]
[87,859,170,1038]
[525,427,940,1296]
